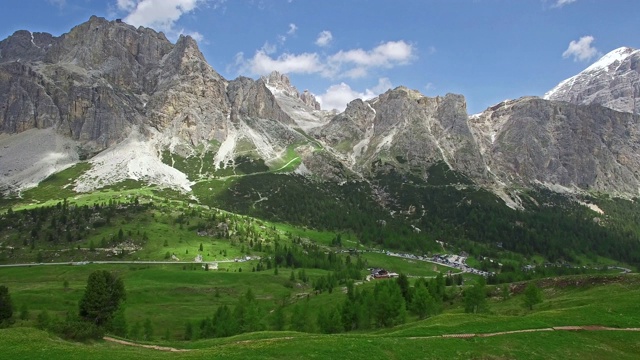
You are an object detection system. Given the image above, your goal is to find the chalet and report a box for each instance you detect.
[371,268,399,279]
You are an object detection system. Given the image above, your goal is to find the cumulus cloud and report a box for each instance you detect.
[562,35,598,61]
[330,41,414,67]
[287,23,298,35]
[317,78,392,112]
[115,0,212,41]
[551,0,577,8]
[234,40,415,79]
[315,30,333,47]
[327,40,414,78]
[235,50,324,75]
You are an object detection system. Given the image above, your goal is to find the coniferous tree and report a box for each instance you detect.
[523,283,543,310]
[464,278,488,314]
[0,286,13,325]
[109,306,128,337]
[271,305,286,331]
[78,270,126,327]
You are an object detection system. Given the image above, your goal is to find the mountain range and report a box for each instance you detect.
[1,16,639,204]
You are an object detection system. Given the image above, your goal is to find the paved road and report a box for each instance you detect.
[0,259,248,268]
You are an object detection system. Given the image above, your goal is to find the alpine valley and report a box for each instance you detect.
[1,16,640,360]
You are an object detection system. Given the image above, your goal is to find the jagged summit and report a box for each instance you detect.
[0,16,307,194]
[2,17,640,201]
[544,46,640,114]
[262,71,321,110]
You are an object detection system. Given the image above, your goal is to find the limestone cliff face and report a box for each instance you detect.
[469,97,640,194]
[0,16,309,192]
[315,87,487,180]
[0,16,172,150]
[544,47,640,115]
[3,16,640,199]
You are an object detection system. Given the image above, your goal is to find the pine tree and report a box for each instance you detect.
[109,306,128,337]
[78,270,126,327]
[0,286,13,324]
[271,305,286,331]
[464,278,488,314]
[523,282,543,310]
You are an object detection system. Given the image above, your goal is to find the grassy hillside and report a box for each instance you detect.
[1,274,639,359]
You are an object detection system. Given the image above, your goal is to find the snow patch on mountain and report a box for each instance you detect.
[544,47,640,114]
[74,127,192,193]
[583,47,637,73]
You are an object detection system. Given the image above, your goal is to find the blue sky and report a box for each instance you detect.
[1,0,638,114]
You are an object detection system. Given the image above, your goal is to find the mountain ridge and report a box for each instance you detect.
[544,46,640,115]
[1,16,640,202]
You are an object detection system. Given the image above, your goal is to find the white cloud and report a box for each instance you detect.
[317,78,392,112]
[323,40,414,79]
[329,40,414,67]
[178,30,204,42]
[562,35,598,61]
[261,41,277,55]
[233,40,415,80]
[117,0,136,11]
[551,0,577,8]
[287,23,298,35]
[315,30,333,47]
[236,50,324,75]
[115,0,211,41]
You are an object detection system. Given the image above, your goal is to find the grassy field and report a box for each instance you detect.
[2,170,640,359]
[1,274,640,360]
[0,264,321,338]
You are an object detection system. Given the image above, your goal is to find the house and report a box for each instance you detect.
[371,268,399,279]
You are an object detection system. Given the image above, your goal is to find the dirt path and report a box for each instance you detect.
[408,326,640,340]
[103,326,640,351]
[103,336,190,352]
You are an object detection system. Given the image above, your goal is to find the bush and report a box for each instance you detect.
[54,317,105,342]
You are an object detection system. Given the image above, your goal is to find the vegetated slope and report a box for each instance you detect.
[1,274,639,360]
[2,17,640,272]
[203,166,640,268]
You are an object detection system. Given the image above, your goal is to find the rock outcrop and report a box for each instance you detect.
[544,47,640,115]
[0,16,307,193]
[469,97,640,194]
[2,16,640,200]
[315,87,487,180]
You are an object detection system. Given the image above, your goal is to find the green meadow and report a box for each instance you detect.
[0,272,639,359]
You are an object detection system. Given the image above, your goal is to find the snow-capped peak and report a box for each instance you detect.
[543,46,640,114]
[583,47,637,73]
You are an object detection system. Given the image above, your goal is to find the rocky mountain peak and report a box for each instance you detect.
[544,46,640,114]
[0,30,57,63]
[262,71,321,110]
